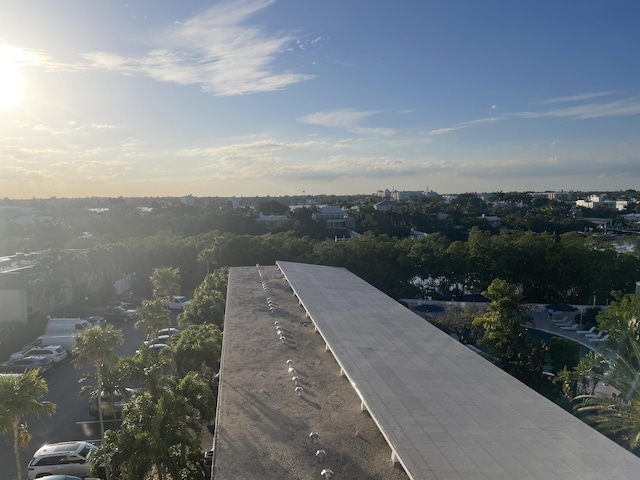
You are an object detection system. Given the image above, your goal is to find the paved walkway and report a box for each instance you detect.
[526,308,599,351]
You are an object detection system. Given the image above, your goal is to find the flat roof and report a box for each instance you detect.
[213,265,411,480]
[214,261,640,480]
[275,261,640,480]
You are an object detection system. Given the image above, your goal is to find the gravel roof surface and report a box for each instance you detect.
[212,265,410,480]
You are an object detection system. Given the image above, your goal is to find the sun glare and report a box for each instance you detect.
[0,46,22,111]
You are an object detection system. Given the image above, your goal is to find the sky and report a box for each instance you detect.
[0,0,639,199]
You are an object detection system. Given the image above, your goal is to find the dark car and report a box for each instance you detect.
[89,387,142,418]
[0,356,53,374]
[102,305,138,322]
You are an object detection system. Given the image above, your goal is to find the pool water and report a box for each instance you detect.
[526,328,591,359]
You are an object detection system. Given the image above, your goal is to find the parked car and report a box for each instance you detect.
[157,327,181,337]
[135,343,168,356]
[45,318,94,335]
[89,387,141,418]
[0,356,53,374]
[27,441,99,480]
[102,305,138,322]
[21,334,77,353]
[83,315,106,326]
[167,295,190,310]
[143,335,171,347]
[106,300,133,309]
[10,345,67,363]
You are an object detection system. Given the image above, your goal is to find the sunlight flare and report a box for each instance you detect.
[0,45,23,110]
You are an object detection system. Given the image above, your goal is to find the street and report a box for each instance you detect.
[0,318,149,480]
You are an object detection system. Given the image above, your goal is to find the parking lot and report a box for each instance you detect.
[0,316,153,480]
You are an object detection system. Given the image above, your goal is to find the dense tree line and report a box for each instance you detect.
[23,223,640,316]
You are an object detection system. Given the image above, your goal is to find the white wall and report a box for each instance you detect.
[0,288,28,324]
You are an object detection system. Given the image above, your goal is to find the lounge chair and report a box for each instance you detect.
[586,331,604,341]
[551,316,569,324]
[576,326,596,336]
[590,333,610,343]
[560,323,580,331]
[554,320,575,328]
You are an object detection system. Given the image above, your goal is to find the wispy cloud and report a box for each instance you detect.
[430,127,461,135]
[299,108,396,136]
[78,0,314,96]
[459,116,502,126]
[542,91,619,104]
[516,96,640,120]
[30,121,118,135]
[430,116,502,136]
[432,96,640,136]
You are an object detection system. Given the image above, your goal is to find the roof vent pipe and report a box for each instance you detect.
[316,449,327,463]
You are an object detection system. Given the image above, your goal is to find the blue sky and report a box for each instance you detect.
[0,0,639,199]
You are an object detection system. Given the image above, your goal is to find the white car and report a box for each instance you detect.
[0,356,53,374]
[27,441,99,479]
[10,345,67,363]
[157,327,181,337]
[167,295,190,310]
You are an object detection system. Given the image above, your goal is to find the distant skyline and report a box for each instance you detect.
[0,1,639,199]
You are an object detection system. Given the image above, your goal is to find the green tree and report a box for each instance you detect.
[473,279,546,386]
[428,305,482,345]
[171,324,223,378]
[179,288,225,328]
[573,340,640,453]
[150,266,181,304]
[120,346,172,399]
[0,371,56,480]
[73,325,124,449]
[596,292,640,368]
[135,298,172,338]
[98,372,215,480]
[197,247,218,274]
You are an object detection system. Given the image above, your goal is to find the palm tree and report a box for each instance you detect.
[121,345,173,399]
[197,247,217,274]
[100,373,214,480]
[80,361,129,419]
[573,333,640,453]
[135,298,171,338]
[150,267,181,305]
[0,370,56,480]
[72,325,124,445]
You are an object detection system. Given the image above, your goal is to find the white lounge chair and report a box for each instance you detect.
[576,326,596,336]
[554,320,575,328]
[551,316,569,324]
[586,331,604,341]
[560,323,580,331]
[591,334,610,343]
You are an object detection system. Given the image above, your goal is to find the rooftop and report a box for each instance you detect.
[213,261,640,479]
